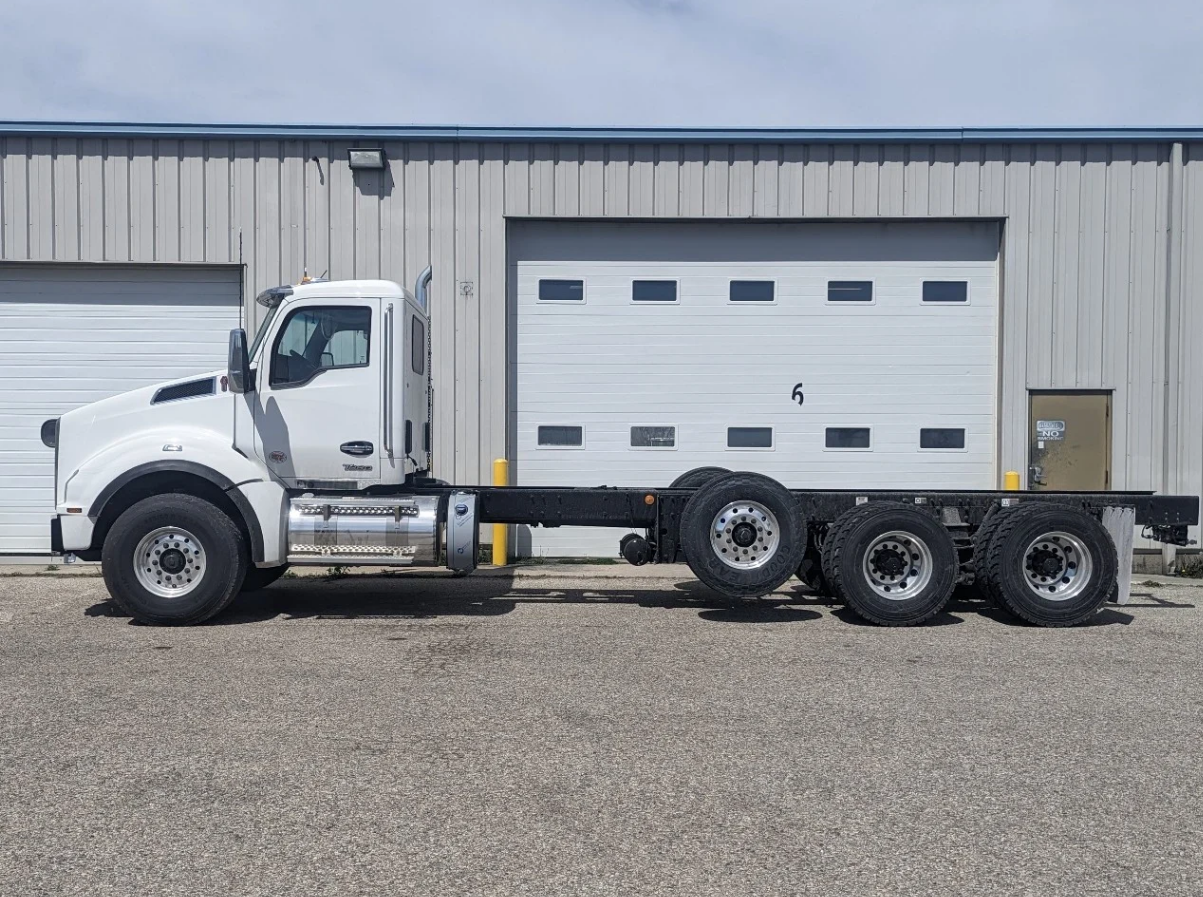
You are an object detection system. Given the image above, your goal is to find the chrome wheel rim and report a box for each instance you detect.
[134,527,206,598]
[711,501,780,570]
[1023,531,1092,601]
[862,531,934,601]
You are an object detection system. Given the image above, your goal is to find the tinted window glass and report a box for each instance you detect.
[920,427,966,449]
[730,281,775,302]
[539,279,584,301]
[727,427,773,448]
[632,280,678,302]
[828,281,873,302]
[537,425,583,447]
[630,426,676,448]
[411,316,425,375]
[923,281,968,302]
[270,306,371,388]
[826,427,871,449]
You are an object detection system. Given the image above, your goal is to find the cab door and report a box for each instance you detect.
[252,298,382,487]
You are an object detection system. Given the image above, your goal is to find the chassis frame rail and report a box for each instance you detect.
[411,485,1199,563]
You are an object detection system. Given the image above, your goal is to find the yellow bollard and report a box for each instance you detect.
[492,458,509,566]
[1003,470,1021,491]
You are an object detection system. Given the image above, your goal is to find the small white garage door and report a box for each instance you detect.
[512,220,1000,557]
[0,264,241,554]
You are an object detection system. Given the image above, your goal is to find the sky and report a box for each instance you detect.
[1,0,1201,128]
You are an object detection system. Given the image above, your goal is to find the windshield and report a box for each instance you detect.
[248,302,281,361]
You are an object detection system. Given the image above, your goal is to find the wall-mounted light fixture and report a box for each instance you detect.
[348,148,386,170]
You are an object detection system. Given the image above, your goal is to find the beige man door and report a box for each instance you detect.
[1028,392,1111,490]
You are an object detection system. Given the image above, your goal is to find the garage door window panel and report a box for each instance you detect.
[919,427,967,450]
[632,280,678,303]
[539,279,585,302]
[825,427,872,450]
[922,281,969,303]
[827,281,874,303]
[729,280,776,303]
[631,426,677,449]
[269,306,372,388]
[727,427,774,450]
[538,425,585,449]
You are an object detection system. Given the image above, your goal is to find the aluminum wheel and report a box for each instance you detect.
[710,501,781,570]
[1022,531,1093,601]
[861,530,934,601]
[133,526,207,598]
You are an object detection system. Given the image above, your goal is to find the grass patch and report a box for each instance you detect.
[1177,555,1203,579]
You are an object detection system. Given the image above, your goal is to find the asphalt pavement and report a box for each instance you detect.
[2,566,1202,896]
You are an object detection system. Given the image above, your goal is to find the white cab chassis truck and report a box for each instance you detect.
[43,274,1198,628]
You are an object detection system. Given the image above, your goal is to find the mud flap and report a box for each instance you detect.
[1101,506,1135,606]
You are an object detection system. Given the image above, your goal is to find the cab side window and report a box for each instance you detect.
[269,306,371,388]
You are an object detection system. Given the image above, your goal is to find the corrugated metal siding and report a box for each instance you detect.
[0,137,1199,513]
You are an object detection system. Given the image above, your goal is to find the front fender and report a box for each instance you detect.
[60,430,283,564]
[64,429,268,515]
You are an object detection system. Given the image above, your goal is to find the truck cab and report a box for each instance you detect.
[47,274,451,624]
[232,277,431,490]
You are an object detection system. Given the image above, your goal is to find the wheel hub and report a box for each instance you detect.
[1022,531,1091,601]
[872,547,907,577]
[159,548,187,575]
[134,527,206,599]
[731,522,758,548]
[861,531,933,601]
[710,501,781,571]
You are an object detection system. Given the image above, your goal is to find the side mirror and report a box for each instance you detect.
[228,329,253,394]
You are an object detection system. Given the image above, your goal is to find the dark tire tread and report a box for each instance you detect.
[972,504,1016,601]
[822,504,882,602]
[670,466,732,489]
[680,472,805,598]
[982,505,1117,627]
[826,501,958,626]
[102,494,248,626]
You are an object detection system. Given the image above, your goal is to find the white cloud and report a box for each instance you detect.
[1,0,1200,126]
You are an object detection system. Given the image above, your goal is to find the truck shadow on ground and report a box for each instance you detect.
[84,573,1191,627]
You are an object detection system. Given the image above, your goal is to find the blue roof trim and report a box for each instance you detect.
[1,121,1202,143]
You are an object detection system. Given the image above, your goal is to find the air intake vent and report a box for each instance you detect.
[152,378,216,404]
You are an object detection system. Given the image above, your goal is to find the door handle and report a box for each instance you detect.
[1029,464,1046,486]
[340,441,375,457]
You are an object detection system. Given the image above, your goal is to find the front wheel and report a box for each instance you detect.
[101,494,249,625]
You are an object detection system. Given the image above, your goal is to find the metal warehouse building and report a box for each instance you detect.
[1,122,1201,559]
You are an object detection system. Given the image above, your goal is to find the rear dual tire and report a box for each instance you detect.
[823,502,959,626]
[978,505,1117,627]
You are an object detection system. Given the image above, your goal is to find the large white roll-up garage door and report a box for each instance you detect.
[0,264,241,554]
[511,220,1000,557]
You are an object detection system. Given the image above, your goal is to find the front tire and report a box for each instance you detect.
[101,494,249,625]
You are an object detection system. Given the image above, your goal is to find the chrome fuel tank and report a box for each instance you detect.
[287,495,442,565]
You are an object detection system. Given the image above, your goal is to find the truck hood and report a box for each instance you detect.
[56,371,235,499]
